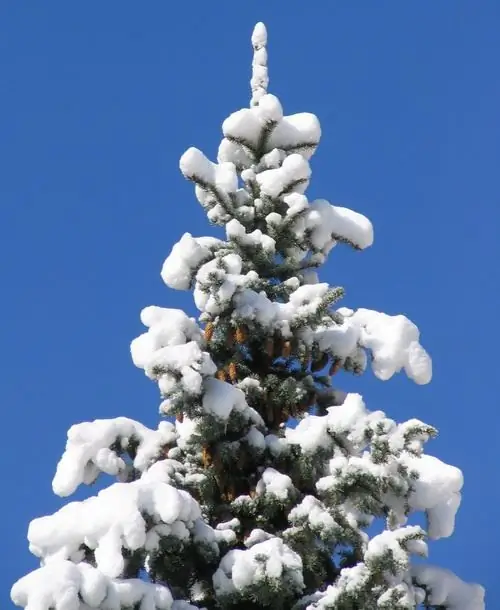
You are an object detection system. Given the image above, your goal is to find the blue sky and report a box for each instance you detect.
[1,2,499,607]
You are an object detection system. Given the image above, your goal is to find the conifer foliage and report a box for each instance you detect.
[12,23,484,610]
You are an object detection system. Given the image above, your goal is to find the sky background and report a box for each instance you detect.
[1,2,499,607]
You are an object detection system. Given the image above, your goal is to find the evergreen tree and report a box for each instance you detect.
[12,23,484,610]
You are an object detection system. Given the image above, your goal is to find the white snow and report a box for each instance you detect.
[131,306,203,368]
[365,526,428,572]
[27,479,214,579]
[404,453,463,539]
[286,393,462,540]
[243,528,274,548]
[202,377,247,421]
[339,307,432,384]
[213,538,304,598]
[226,218,276,254]
[219,94,321,167]
[11,561,176,610]
[180,147,238,194]
[256,153,311,198]
[288,496,336,539]
[161,233,222,291]
[314,306,432,384]
[285,199,374,263]
[267,112,321,159]
[412,565,485,610]
[255,467,295,500]
[53,417,177,497]
[250,22,268,107]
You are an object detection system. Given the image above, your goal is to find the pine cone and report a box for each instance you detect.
[222,485,236,503]
[330,360,342,376]
[204,322,214,342]
[202,446,212,468]
[235,325,248,344]
[282,340,292,358]
[216,369,227,382]
[228,361,238,382]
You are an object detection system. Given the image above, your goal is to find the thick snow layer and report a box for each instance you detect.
[288,199,374,259]
[255,467,294,500]
[226,218,275,254]
[314,306,432,384]
[250,22,268,107]
[53,417,177,497]
[288,496,336,539]
[11,561,176,610]
[286,393,383,454]
[213,538,304,598]
[161,233,222,291]
[340,307,432,384]
[404,453,463,539]
[233,282,331,336]
[303,526,428,609]
[413,565,485,610]
[156,239,432,392]
[145,341,216,396]
[256,153,311,197]
[365,526,427,571]
[180,148,238,194]
[202,377,263,426]
[219,94,321,168]
[28,479,216,579]
[286,393,461,539]
[131,306,203,368]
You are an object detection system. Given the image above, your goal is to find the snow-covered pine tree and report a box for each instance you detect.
[12,23,484,610]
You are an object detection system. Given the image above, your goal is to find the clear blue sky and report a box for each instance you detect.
[1,2,498,607]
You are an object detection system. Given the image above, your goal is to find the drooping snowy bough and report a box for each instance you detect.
[12,22,484,610]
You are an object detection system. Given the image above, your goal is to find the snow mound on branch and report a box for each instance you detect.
[297,198,374,253]
[226,218,275,254]
[256,153,311,197]
[412,565,485,610]
[233,282,333,336]
[315,306,432,384]
[11,560,176,610]
[131,305,217,403]
[289,496,337,540]
[161,233,222,291]
[131,306,203,368]
[255,468,295,500]
[219,93,321,165]
[404,453,463,539]
[180,147,238,193]
[202,377,264,425]
[193,252,246,315]
[28,480,217,579]
[145,341,216,397]
[213,537,304,598]
[53,416,177,497]
[287,393,460,540]
[285,392,383,454]
[305,526,427,609]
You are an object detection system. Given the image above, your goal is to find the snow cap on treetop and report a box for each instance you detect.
[251,22,268,107]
